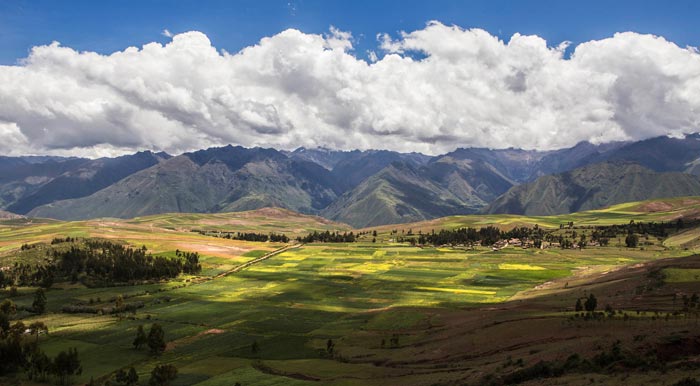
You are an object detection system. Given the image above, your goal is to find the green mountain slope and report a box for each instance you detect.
[7,151,169,214]
[485,162,700,216]
[29,146,339,220]
[322,158,514,227]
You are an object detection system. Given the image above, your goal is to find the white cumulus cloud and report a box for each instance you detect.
[0,21,699,157]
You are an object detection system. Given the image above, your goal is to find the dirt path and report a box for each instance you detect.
[213,242,303,279]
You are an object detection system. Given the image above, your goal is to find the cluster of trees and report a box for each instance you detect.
[584,219,700,247]
[113,367,139,385]
[485,339,658,385]
[1,301,80,385]
[101,363,178,386]
[409,225,545,247]
[20,243,37,251]
[0,289,46,317]
[196,230,290,243]
[51,237,78,244]
[174,250,202,274]
[148,364,178,386]
[403,219,694,249]
[575,294,598,313]
[2,240,202,288]
[296,231,356,243]
[133,323,166,355]
[56,240,188,283]
[414,226,499,246]
[0,263,55,288]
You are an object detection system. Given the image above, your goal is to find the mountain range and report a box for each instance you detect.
[5,134,700,227]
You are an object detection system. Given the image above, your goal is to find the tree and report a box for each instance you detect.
[32,288,47,314]
[326,339,335,355]
[115,369,128,384]
[149,364,177,386]
[0,311,9,333]
[52,347,82,386]
[116,367,139,386]
[390,334,399,348]
[147,323,166,355]
[28,321,48,343]
[584,294,597,313]
[575,298,583,312]
[27,349,52,382]
[128,367,139,386]
[0,299,16,315]
[133,325,148,350]
[625,233,639,248]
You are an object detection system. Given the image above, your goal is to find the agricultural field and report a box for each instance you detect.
[363,196,700,237]
[1,198,700,385]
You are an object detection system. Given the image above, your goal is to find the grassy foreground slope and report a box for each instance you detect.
[1,198,700,385]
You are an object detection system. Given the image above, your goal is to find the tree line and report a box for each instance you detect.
[399,219,698,248]
[296,231,356,243]
[407,225,544,247]
[195,230,290,243]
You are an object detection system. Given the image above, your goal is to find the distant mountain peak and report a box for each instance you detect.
[6,134,700,225]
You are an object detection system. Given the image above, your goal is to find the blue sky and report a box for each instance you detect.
[1,0,699,64]
[1,0,699,156]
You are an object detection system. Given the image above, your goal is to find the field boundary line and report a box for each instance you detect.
[215,242,303,278]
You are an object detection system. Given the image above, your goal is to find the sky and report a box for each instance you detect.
[1,0,699,157]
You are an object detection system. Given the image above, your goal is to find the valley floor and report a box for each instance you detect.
[1,206,699,385]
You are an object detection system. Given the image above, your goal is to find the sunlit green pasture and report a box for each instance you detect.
[4,238,685,385]
[3,198,700,385]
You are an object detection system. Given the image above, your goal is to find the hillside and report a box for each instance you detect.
[485,162,700,216]
[322,162,466,227]
[0,209,23,219]
[0,152,170,214]
[29,146,340,220]
[322,156,515,227]
[0,156,87,209]
[329,149,432,191]
[599,133,700,173]
[7,151,170,214]
[11,134,700,224]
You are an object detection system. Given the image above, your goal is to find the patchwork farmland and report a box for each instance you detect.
[1,201,700,385]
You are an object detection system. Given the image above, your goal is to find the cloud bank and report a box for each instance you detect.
[1,21,699,157]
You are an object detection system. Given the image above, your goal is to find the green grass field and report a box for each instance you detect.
[2,198,700,385]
